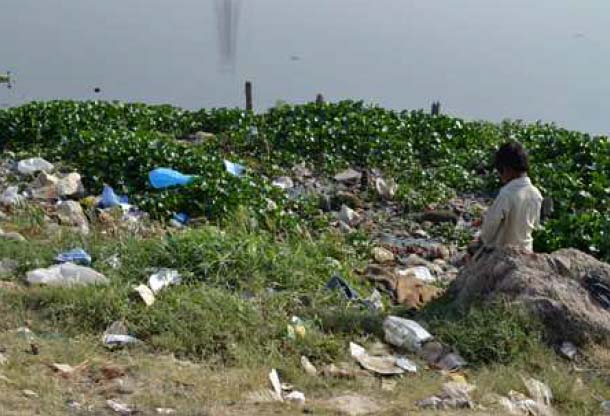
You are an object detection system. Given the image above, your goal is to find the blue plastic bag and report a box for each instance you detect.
[100,185,128,208]
[173,212,189,225]
[224,160,245,177]
[55,248,92,266]
[149,168,196,189]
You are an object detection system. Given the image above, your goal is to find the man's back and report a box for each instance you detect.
[480,176,543,251]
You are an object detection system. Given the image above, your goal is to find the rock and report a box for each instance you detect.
[372,247,395,264]
[375,177,398,200]
[0,230,26,241]
[0,259,18,277]
[26,263,109,287]
[56,201,89,233]
[416,210,459,225]
[17,157,54,175]
[57,173,84,197]
[0,186,24,206]
[334,168,362,184]
[292,163,312,179]
[419,341,446,364]
[272,176,294,190]
[332,191,364,210]
[323,395,382,416]
[338,204,360,226]
[448,248,610,344]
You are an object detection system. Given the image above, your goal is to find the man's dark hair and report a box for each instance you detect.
[494,141,529,173]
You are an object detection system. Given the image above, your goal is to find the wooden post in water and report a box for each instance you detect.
[431,101,441,115]
[245,81,253,111]
[316,94,325,105]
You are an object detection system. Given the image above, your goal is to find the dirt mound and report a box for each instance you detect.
[447,247,610,345]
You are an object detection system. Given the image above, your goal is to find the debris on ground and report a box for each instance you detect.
[350,342,416,375]
[448,247,610,343]
[26,263,108,286]
[494,377,555,416]
[559,341,578,361]
[416,380,476,410]
[374,177,397,200]
[55,248,92,266]
[134,284,156,306]
[149,168,196,189]
[103,321,140,348]
[326,273,359,300]
[148,269,182,294]
[301,356,318,376]
[383,316,433,352]
[287,316,307,339]
[17,157,54,176]
[106,399,137,415]
[224,160,245,177]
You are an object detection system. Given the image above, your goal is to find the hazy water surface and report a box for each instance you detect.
[1,0,609,134]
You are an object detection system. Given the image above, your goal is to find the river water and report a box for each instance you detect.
[1,0,609,134]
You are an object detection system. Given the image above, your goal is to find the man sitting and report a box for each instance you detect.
[479,141,543,252]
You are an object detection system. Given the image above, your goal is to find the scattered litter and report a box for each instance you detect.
[148,269,182,294]
[301,356,318,376]
[323,394,382,416]
[350,342,406,375]
[363,289,384,311]
[395,356,418,373]
[375,177,397,200]
[0,186,24,206]
[269,369,284,401]
[417,381,476,410]
[285,391,306,404]
[272,176,294,190]
[66,400,82,409]
[338,204,360,226]
[149,168,196,189]
[397,266,435,283]
[172,212,189,225]
[559,341,578,361]
[17,157,54,175]
[224,160,245,177]
[51,363,76,377]
[15,327,35,340]
[26,263,108,287]
[103,334,140,348]
[104,254,122,269]
[103,321,140,348]
[437,353,467,371]
[326,273,359,300]
[522,377,553,407]
[383,315,433,352]
[156,409,176,415]
[100,185,128,209]
[107,399,136,415]
[601,400,610,414]
[287,316,307,340]
[55,248,92,266]
[334,168,362,184]
[134,284,155,306]
[22,389,38,398]
[372,247,394,263]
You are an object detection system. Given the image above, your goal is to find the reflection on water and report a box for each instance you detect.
[215,0,241,71]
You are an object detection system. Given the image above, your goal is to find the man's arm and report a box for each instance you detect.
[480,194,510,246]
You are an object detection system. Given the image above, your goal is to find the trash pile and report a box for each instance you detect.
[447,247,610,344]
